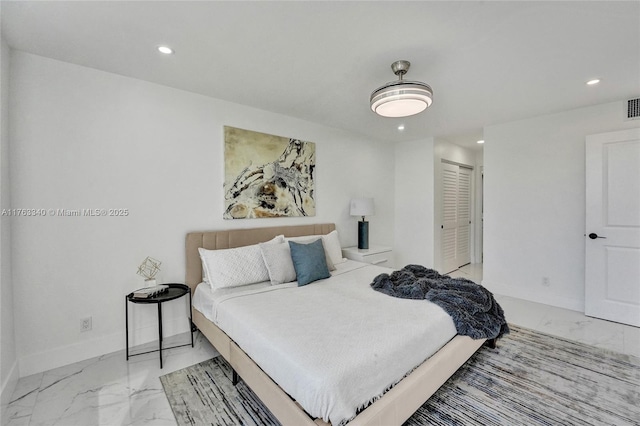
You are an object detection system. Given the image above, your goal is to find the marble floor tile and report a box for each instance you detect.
[537,307,626,353]
[495,294,551,331]
[4,372,43,426]
[622,323,640,358]
[450,264,638,357]
[7,332,217,426]
[448,263,483,283]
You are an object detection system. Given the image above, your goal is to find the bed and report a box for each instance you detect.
[186,223,486,426]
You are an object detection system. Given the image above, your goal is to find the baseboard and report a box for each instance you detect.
[1,359,19,423]
[482,279,584,313]
[18,316,190,377]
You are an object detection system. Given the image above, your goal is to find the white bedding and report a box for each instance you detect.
[193,260,457,425]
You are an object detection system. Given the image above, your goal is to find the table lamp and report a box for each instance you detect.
[350,198,375,249]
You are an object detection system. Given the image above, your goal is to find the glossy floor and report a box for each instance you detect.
[450,264,640,358]
[4,333,219,426]
[5,265,639,425]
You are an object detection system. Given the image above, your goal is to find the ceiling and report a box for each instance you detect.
[2,1,639,150]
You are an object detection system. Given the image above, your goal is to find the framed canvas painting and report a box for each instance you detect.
[223,126,316,219]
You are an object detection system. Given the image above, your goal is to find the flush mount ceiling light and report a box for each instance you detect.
[370,60,433,118]
[157,46,174,55]
[586,78,601,86]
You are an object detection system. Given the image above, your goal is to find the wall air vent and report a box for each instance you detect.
[627,98,640,120]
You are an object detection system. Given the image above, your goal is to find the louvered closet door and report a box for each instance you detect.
[457,167,472,266]
[442,163,459,273]
[441,163,472,274]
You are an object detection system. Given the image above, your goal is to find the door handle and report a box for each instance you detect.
[588,233,606,240]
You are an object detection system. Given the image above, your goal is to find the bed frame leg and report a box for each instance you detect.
[232,370,239,386]
[486,338,497,349]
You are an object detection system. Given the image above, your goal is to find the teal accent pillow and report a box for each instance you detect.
[288,239,331,286]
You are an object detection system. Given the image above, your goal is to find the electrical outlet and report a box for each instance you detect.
[542,277,550,287]
[81,317,92,332]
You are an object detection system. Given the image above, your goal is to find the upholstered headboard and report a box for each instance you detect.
[185,223,336,293]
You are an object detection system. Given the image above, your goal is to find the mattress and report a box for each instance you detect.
[193,260,457,425]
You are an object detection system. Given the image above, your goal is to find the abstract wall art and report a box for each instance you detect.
[223,126,316,219]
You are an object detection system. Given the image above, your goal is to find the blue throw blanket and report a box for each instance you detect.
[371,264,509,340]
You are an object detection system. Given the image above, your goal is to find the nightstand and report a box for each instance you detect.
[125,283,193,369]
[342,246,394,267]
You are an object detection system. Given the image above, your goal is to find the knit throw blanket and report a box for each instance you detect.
[371,265,509,340]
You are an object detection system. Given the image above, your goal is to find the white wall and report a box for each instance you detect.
[0,31,18,413]
[394,138,435,268]
[433,139,477,271]
[10,51,395,376]
[483,101,639,311]
[394,138,478,271]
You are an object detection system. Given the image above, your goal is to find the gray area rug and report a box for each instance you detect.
[160,325,640,425]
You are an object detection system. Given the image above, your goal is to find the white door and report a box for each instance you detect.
[585,128,640,327]
[442,163,472,273]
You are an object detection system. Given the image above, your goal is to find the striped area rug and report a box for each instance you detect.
[160,325,640,426]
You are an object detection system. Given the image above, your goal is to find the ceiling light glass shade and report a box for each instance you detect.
[370,80,433,117]
[370,60,433,118]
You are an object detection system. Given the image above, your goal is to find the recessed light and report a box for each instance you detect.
[586,79,600,86]
[157,46,174,55]
[398,124,405,131]
[477,140,484,144]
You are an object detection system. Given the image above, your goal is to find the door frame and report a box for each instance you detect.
[435,159,475,273]
[585,127,640,326]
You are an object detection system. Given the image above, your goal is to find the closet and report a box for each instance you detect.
[441,163,472,273]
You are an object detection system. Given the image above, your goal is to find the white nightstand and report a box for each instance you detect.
[342,246,394,267]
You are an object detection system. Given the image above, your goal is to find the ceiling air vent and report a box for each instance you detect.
[627,98,640,120]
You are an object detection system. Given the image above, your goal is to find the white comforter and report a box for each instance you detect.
[193,260,456,425]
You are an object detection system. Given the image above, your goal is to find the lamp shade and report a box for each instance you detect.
[350,198,375,217]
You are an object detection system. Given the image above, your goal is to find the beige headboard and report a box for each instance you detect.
[185,223,336,292]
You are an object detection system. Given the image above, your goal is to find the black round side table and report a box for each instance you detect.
[125,283,193,369]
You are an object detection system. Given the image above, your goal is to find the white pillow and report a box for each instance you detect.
[199,235,283,288]
[286,230,344,267]
[322,230,345,265]
[259,242,297,285]
[285,235,336,270]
